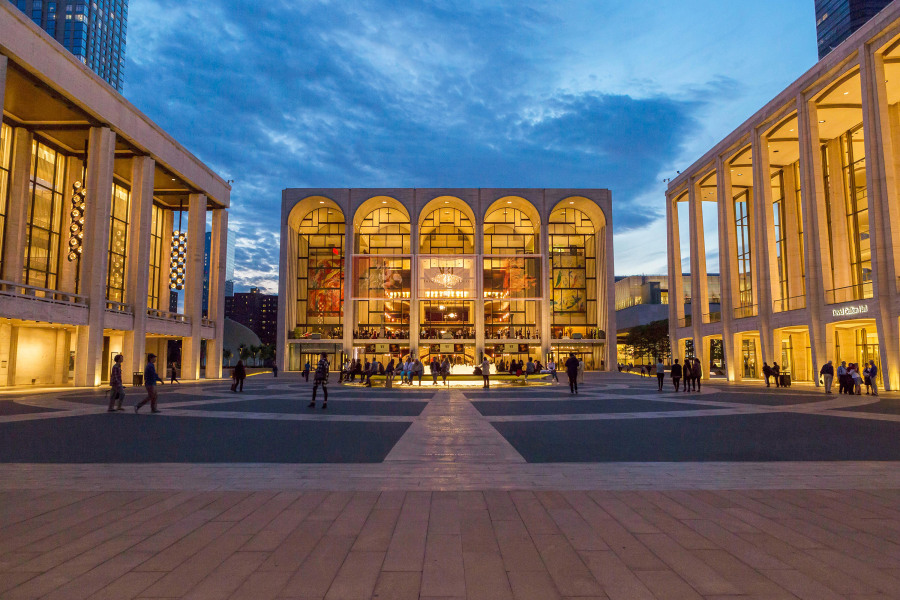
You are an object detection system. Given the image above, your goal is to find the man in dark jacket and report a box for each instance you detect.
[308,352,330,409]
[565,353,580,394]
[135,353,164,413]
[671,359,682,391]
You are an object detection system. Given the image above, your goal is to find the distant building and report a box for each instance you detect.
[169,290,179,314]
[225,287,277,345]
[7,0,128,90]
[816,0,891,58]
[203,228,235,314]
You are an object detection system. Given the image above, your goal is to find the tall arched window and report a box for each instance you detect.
[355,206,410,254]
[549,207,597,338]
[295,207,345,338]
[419,206,474,254]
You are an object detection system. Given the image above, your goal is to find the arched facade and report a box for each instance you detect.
[278,189,616,372]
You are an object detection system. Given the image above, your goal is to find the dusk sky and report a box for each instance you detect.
[124,1,818,293]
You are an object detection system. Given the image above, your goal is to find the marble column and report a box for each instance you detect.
[751,131,779,365]
[717,158,740,381]
[123,156,155,379]
[181,193,206,380]
[688,176,709,373]
[205,209,228,379]
[1,127,33,284]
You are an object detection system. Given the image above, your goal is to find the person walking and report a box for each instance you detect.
[107,354,126,412]
[302,360,310,382]
[868,360,879,396]
[655,358,665,391]
[548,358,558,383]
[565,353,580,394]
[762,363,773,387]
[231,359,246,392]
[578,357,585,385]
[308,352,330,409]
[692,358,703,392]
[135,353,164,413]
[482,356,491,389]
[820,360,834,394]
[671,359,682,391]
[441,356,451,386]
[169,362,180,384]
[682,360,692,392]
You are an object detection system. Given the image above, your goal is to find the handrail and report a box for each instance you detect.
[201,318,215,328]
[825,284,872,305]
[105,300,133,314]
[733,304,758,319]
[773,295,806,313]
[147,308,190,323]
[677,316,692,328]
[0,280,87,306]
[704,312,722,323]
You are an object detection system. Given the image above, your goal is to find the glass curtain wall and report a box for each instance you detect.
[148,204,164,309]
[548,208,597,338]
[354,205,412,340]
[733,189,754,316]
[24,138,66,291]
[0,124,12,274]
[842,126,872,300]
[106,181,129,303]
[295,207,344,338]
[483,206,540,339]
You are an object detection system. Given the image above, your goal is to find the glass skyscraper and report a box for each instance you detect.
[816,0,891,59]
[8,0,127,91]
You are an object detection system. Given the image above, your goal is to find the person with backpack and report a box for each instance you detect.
[308,352,330,409]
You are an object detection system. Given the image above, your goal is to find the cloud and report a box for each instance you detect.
[125,0,714,288]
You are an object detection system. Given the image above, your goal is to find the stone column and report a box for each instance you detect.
[751,131,779,365]
[666,194,685,361]
[409,193,420,358]
[1,127,33,284]
[342,217,354,361]
[276,200,292,372]
[7,326,19,385]
[54,328,69,385]
[860,44,900,390]
[474,197,485,363]
[74,127,115,387]
[798,97,831,385]
[123,156,155,379]
[689,177,708,370]
[181,193,206,380]
[601,214,616,371]
[205,208,228,379]
[0,322,12,386]
[717,158,740,382]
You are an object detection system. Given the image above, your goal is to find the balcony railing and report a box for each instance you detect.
[147,308,190,323]
[704,312,722,323]
[825,284,872,305]
[773,295,806,313]
[105,300,133,314]
[733,304,758,319]
[677,316,692,328]
[0,280,87,306]
[201,318,215,328]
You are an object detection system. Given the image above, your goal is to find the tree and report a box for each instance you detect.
[622,319,671,365]
[223,349,233,367]
[239,344,251,362]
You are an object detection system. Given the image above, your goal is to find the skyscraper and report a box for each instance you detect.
[8,0,127,90]
[816,0,891,59]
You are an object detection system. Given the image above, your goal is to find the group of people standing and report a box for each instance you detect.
[664,358,703,392]
[761,362,786,387]
[819,360,879,395]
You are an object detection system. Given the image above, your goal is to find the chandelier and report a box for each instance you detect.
[66,182,86,261]
[169,202,187,290]
[431,263,462,289]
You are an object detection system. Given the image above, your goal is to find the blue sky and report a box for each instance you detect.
[124,0,817,293]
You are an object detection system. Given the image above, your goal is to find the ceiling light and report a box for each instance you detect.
[843,91,849,95]
[569,201,574,204]
[319,201,325,204]
[819,120,826,123]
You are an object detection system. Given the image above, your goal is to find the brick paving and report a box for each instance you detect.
[0,372,899,599]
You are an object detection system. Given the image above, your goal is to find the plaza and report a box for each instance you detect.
[1,373,900,598]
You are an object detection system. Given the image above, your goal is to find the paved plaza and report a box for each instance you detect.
[1,372,900,599]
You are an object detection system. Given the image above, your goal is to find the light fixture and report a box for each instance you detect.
[819,120,826,123]
[66,182,86,261]
[169,201,187,290]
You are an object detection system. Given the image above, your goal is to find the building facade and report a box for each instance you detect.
[8,0,127,90]
[277,189,616,372]
[667,0,900,389]
[0,3,229,386]
[225,287,277,345]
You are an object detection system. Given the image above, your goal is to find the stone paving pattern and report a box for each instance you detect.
[0,372,899,599]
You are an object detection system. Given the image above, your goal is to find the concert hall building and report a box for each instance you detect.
[667,1,900,389]
[277,189,615,372]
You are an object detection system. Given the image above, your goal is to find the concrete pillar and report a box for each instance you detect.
[123,156,154,379]
[0,322,11,386]
[600,217,616,371]
[689,177,708,366]
[474,194,485,362]
[276,201,294,371]
[860,44,900,390]
[666,195,681,362]
[54,328,68,385]
[539,199,552,361]
[342,216,354,361]
[409,192,420,358]
[7,325,19,385]
[717,159,739,381]
[2,127,33,284]
[797,98,829,384]
[206,208,228,379]
[751,131,779,365]
[181,193,206,380]
[74,127,115,387]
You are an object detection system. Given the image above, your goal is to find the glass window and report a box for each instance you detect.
[294,207,344,338]
[484,206,535,254]
[148,204,164,309]
[734,189,753,310]
[355,206,409,254]
[106,181,129,303]
[842,126,872,300]
[549,208,598,339]
[24,139,66,291]
[419,206,474,254]
[0,124,13,275]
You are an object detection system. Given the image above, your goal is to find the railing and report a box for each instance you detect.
[0,280,87,306]
[201,318,215,328]
[147,308,190,323]
[677,316,692,328]
[773,295,806,313]
[825,284,872,305]
[733,304,758,319]
[105,300,133,314]
[704,312,722,323]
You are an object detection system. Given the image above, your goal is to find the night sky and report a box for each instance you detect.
[123,1,817,292]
